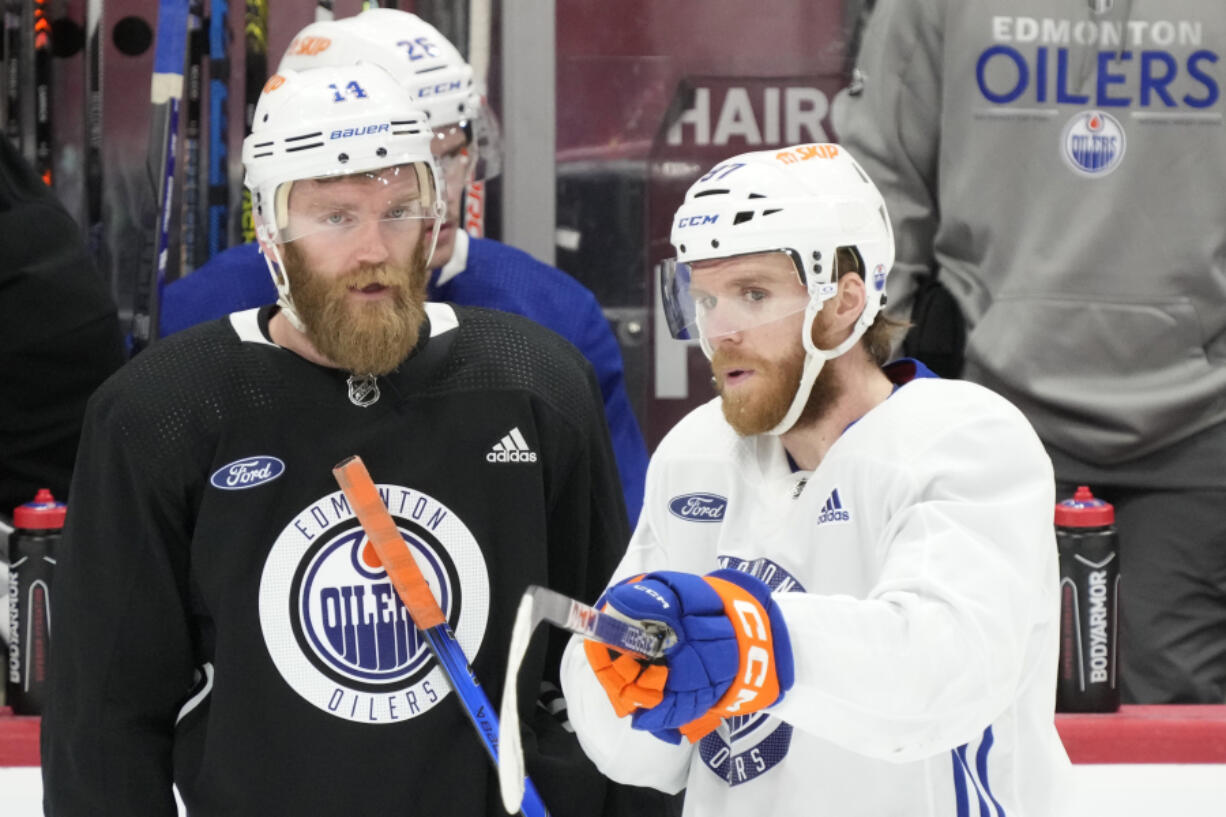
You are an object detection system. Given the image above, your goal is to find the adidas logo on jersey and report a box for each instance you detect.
[816,488,850,525]
[487,427,538,463]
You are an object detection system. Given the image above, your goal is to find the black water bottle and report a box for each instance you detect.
[1055,485,1120,713]
[7,488,65,714]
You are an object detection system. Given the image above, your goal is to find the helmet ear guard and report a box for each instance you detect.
[665,143,896,435]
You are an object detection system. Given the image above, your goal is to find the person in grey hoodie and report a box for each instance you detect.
[835,0,1226,704]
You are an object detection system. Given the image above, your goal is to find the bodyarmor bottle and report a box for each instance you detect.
[1055,485,1120,713]
[7,488,64,714]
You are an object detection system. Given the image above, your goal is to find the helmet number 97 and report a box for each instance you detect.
[698,162,745,182]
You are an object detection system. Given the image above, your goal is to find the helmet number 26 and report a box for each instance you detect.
[397,36,439,61]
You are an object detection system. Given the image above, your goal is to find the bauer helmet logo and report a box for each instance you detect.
[263,74,286,94]
[330,122,391,140]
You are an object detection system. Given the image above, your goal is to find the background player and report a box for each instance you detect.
[558,144,1073,816]
[834,0,1226,705]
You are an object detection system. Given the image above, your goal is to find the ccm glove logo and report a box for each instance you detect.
[724,599,771,713]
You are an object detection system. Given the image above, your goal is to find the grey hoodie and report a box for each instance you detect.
[836,0,1226,477]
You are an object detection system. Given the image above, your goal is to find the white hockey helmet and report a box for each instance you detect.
[279,8,501,183]
[242,63,444,328]
[662,143,895,434]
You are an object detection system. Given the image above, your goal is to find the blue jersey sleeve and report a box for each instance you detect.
[160,242,276,336]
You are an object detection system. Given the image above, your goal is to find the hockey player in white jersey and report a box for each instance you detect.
[559,144,1074,816]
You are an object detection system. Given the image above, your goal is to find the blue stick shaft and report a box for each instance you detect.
[425,625,550,817]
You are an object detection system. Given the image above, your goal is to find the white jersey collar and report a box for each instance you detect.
[435,229,470,287]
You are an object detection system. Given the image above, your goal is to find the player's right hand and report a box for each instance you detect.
[583,575,669,717]
[584,571,742,731]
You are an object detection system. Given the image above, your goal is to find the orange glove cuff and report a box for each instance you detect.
[699,575,784,718]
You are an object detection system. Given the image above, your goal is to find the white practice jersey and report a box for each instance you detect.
[562,363,1074,816]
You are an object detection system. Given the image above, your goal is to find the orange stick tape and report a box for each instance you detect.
[332,455,446,629]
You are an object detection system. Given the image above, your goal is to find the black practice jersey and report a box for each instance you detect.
[42,303,633,816]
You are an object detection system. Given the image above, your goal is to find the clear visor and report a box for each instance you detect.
[660,250,814,341]
[275,161,444,245]
[433,109,503,188]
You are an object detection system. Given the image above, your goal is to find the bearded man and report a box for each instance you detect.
[42,64,634,817]
[560,144,1076,817]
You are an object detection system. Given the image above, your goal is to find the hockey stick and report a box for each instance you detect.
[464,0,490,237]
[238,0,266,245]
[83,0,105,265]
[497,585,670,814]
[132,0,189,353]
[205,0,229,258]
[181,0,205,274]
[331,456,551,817]
[31,0,49,185]
[3,0,20,146]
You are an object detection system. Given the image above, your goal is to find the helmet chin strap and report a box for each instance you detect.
[764,300,868,437]
[258,229,306,332]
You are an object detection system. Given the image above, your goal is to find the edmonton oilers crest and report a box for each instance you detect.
[259,484,489,724]
[701,556,806,786]
[1062,110,1126,178]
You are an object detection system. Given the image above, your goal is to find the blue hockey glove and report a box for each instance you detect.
[599,569,794,744]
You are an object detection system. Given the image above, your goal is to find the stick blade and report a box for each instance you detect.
[498,592,537,813]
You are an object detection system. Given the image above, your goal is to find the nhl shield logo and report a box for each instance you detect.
[260,484,489,724]
[1061,110,1126,178]
[1088,0,1114,14]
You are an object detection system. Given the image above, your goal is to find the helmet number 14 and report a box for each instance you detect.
[329,81,371,103]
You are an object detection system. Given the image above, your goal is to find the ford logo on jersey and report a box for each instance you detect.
[210,456,286,490]
[668,493,727,522]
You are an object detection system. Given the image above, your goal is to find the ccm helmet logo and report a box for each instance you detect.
[210,457,286,490]
[418,80,464,97]
[330,123,390,139]
[677,214,718,228]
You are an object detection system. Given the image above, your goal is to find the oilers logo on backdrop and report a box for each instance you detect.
[700,556,806,786]
[259,484,489,724]
[1062,110,1126,177]
[974,14,1220,175]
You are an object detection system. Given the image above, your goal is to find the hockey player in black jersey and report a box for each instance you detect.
[42,63,638,817]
